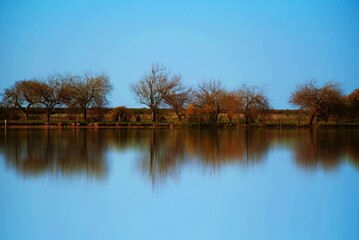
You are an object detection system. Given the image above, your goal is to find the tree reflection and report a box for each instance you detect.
[293,128,359,170]
[134,128,359,186]
[136,130,189,186]
[0,129,108,178]
[136,129,275,186]
[0,128,358,182]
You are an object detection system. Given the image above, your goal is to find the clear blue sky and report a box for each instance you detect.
[1,0,358,109]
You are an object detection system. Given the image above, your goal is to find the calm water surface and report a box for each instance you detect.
[0,128,358,240]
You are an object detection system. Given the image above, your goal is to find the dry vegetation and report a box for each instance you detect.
[1,64,358,127]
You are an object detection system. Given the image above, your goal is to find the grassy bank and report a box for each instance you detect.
[1,119,358,129]
[1,107,358,128]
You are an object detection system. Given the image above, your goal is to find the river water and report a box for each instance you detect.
[0,128,358,240]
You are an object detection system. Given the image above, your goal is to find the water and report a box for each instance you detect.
[0,128,358,240]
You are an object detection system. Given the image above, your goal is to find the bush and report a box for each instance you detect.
[108,106,132,122]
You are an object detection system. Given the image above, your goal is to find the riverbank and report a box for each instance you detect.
[2,107,358,128]
[1,120,358,129]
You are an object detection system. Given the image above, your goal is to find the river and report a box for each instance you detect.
[0,128,358,240]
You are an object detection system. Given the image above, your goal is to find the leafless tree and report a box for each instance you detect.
[36,74,64,121]
[347,88,359,121]
[61,73,112,121]
[164,81,192,122]
[130,64,181,122]
[317,90,346,123]
[237,84,270,125]
[1,80,43,120]
[193,79,224,123]
[290,80,342,125]
[220,90,242,122]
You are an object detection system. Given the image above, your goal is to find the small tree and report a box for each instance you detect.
[1,80,43,121]
[130,64,181,122]
[290,80,342,125]
[61,73,112,121]
[185,103,204,123]
[237,84,270,125]
[347,88,359,121]
[220,90,242,122]
[36,75,64,121]
[193,79,224,123]
[164,82,192,122]
[109,106,131,122]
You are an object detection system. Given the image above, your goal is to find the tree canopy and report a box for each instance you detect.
[1,73,112,121]
[130,64,182,122]
[290,80,343,125]
[2,80,43,120]
[61,73,112,120]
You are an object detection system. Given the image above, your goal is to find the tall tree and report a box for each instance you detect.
[1,80,42,120]
[237,84,270,125]
[130,64,181,122]
[61,73,112,121]
[290,80,342,125]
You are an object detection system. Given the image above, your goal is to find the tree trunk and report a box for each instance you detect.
[21,108,29,121]
[245,114,249,125]
[309,113,315,125]
[151,110,156,122]
[176,113,183,122]
[210,113,218,123]
[24,112,29,121]
[228,114,232,123]
[83,108,87,121]
[46,109,51,122]
[174,109,182,122]
[20,107,29,121]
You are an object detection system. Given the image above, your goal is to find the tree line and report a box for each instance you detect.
[131,64,358,125]
[0,73,112,121]
[1,64,358,125]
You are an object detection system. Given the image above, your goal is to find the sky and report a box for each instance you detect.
[0,0,358,109]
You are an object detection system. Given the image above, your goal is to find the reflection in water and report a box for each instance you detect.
[0,128,358,182]
[0,129,109,178]
[293,129,359,170]
[135,128,359,185]
[135,129,272,185]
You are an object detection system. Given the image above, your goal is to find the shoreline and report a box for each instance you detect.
[1,121,358,129]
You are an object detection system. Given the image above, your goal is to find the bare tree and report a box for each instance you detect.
[193,79,224,123]
[317,89,346,123]
[347,88,359,121]
[290,80,342,125]
[164,81,192,122]
[1,80,43,120]
[237,84,270,125]
[36,74,64,121]
[220,90,242,122]
[61,73,112,121]
[185,103,204,123]
[130,64,181,122]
